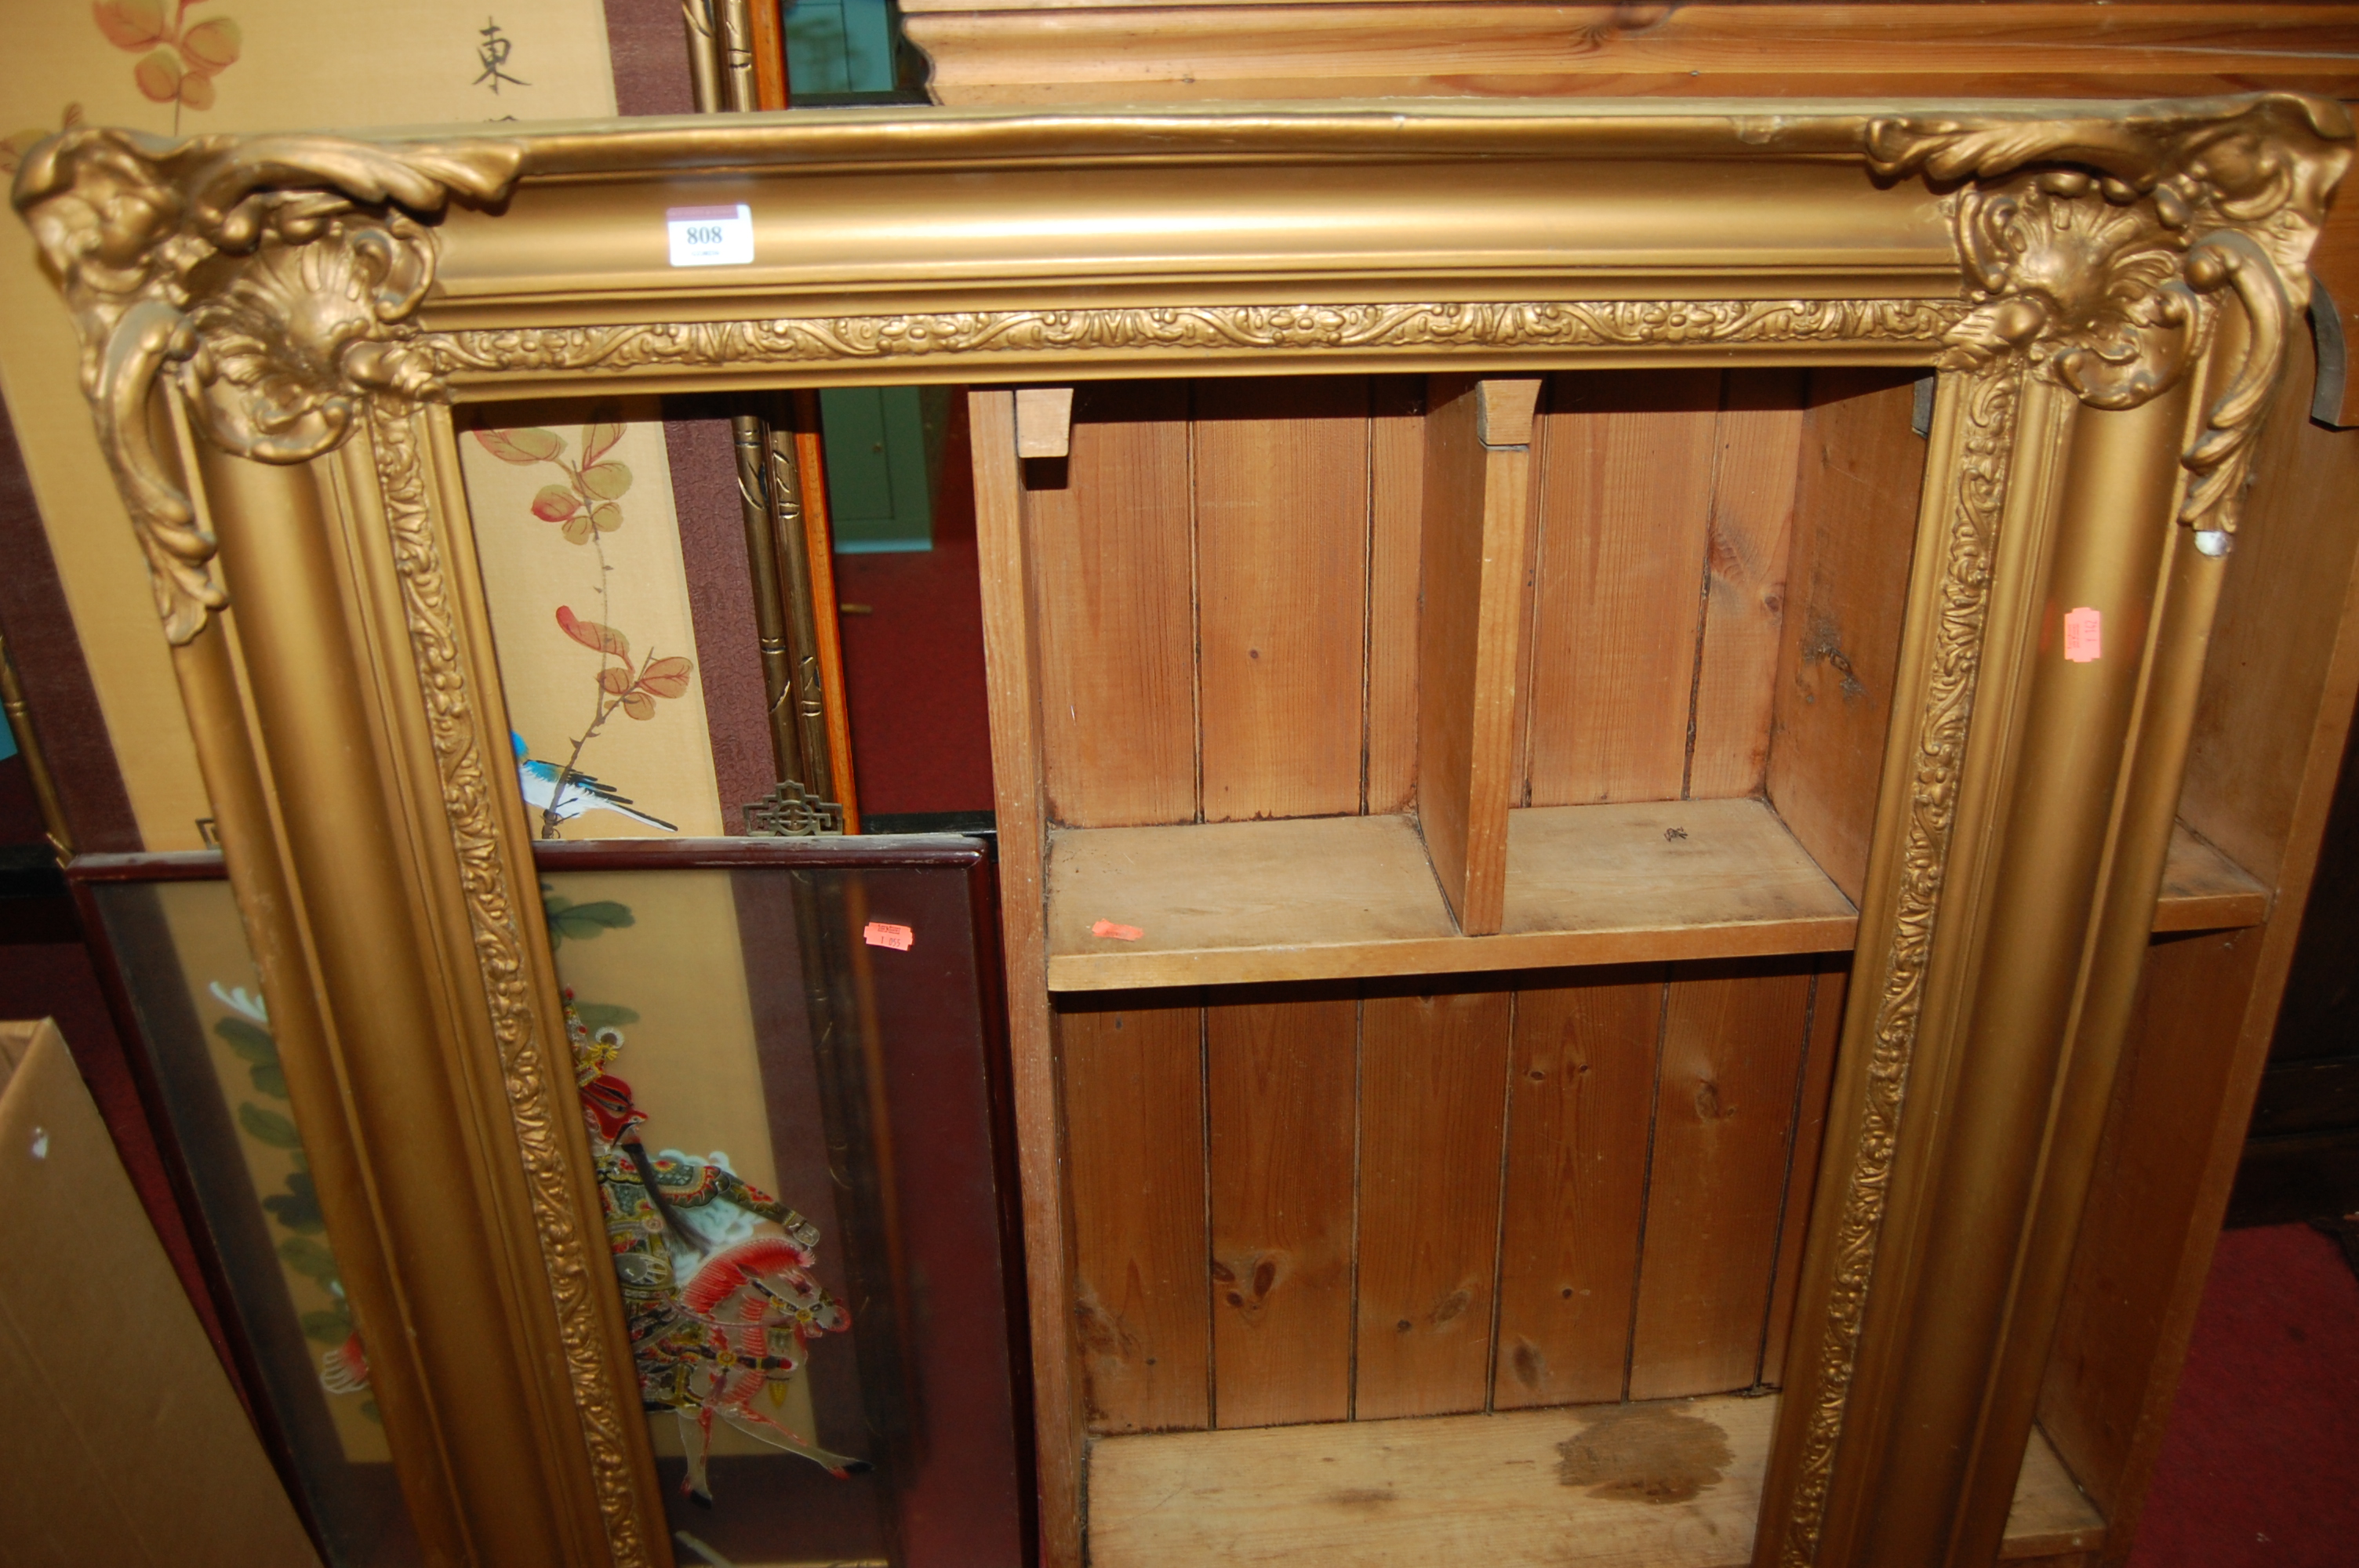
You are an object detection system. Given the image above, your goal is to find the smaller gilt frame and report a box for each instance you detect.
[14,94,2349,1568]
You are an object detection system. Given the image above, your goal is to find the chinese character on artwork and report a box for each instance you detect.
[474,16,528,93]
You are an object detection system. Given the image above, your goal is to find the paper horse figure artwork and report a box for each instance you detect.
[565,993,866,1504]
[514,732,678,833]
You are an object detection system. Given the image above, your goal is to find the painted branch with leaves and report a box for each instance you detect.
[473,415,694,837]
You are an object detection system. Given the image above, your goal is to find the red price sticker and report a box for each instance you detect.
[1091,920,1143,942]
[863,922,914,951]
[2063,606,2102,663]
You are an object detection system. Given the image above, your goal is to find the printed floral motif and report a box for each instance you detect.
[474,414,693,838]
[93,0,242,132]
[209,982,377,1422]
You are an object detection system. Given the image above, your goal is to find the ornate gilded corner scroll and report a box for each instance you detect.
[1869,93,2354,548]
[1773,94,2354,1568]
[9,129,664,1568]
[9,126,523,641]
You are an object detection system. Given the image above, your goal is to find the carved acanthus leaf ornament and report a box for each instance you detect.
[417,297,1965,377]
[10,127,522,641]
[1868,93,2354,546]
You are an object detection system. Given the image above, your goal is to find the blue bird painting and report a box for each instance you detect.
[513,733,677,833]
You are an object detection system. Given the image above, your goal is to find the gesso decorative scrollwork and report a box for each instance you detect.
[13,94,2352,1568]
[367,399,654,1568]
[418,297,1966,380]
[1870,93,2354,548]
[10,126,522,641]
[1776,361,2024,1568]
[1759,93,2354,1567]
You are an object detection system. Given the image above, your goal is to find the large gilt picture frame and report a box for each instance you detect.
[14,94,2350,1568]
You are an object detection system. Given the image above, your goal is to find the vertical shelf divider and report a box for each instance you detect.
[966,388,1085,1568]
[1416,375,1543,935]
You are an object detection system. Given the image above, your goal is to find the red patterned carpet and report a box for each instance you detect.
[2126,1222,2359,1567]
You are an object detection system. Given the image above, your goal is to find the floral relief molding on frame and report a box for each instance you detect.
[11,93,2352,1568]
[367,395,654,1568]
[12,127,525,642]
[1869,92,2353,545]
[12,96,2349,644]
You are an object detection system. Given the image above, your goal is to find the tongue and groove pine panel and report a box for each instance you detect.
[1061,996,1210,1435]
[1028,381,1198,828]
[1492,967,1666,1409]
[989,370,1893,1475]
[1522,369,1818,810]
[1055,379,1403,1440]
[1688,371,1808,799]
[1354,985,1515,1419]
[1206,989,1358,1428]
[1765,370,1930,902]
[1627,961,1819,1401]
[1365,377,1427,815]
[1194,378,1372,822]
[1761,957,1849,1388]
[1524,370,1723,807]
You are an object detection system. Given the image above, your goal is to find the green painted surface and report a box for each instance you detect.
[783,0,899,98]
[822,384,938,554]
[787,0,932,549]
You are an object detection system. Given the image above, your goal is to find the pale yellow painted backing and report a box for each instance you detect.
[461,401,726,838]
[0,0,617,848]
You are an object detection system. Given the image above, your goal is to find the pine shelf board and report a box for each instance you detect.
[1044,800,1856,992]
[1085,1396,2102,1568]
[1043,804,2263,993]
[2154,821,2270,932]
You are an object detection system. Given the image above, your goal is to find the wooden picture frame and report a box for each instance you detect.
[13,93,2349,1567]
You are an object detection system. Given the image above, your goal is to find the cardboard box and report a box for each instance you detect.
[0,1018,320,1565]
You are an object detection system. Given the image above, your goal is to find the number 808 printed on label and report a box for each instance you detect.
[667,204,754,267]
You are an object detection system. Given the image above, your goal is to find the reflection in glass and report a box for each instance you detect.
[543,855,1023,1567]
[89,878,420,1567]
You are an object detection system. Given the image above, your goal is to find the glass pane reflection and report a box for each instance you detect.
[89,878,420,1567]
[542,853,1024,1568]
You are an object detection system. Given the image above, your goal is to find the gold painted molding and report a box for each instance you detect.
[1773,359,2026,1568]
[12,128,522,642]
[416,298,1970,376]
[11,93,2349,1568]
[1868,93,2350,542]
[366,397,657,1567]
[15,97,2346,641]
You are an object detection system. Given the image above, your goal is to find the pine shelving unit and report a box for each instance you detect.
[971,365,2276,1567]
